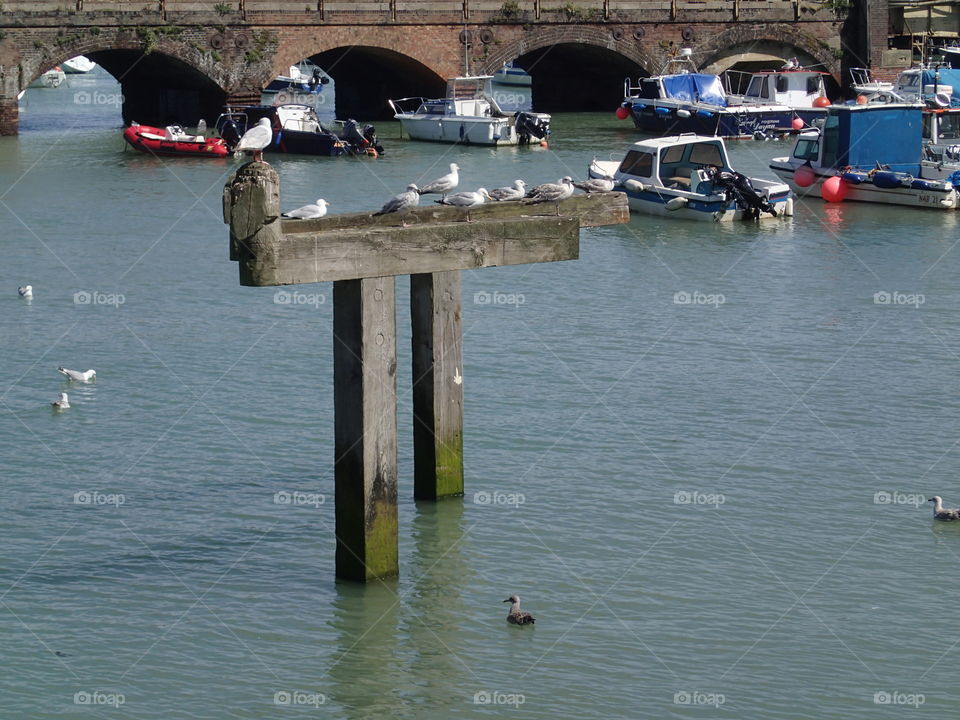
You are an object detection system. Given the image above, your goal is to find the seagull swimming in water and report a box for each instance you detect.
[52,392,70,410]
[504,595,535,625]
[574,177,617,194]
[488,179,527,201]
[282,198,329,219]
[234,117,273,162]
[418,163,460,198]
[524,177,575,205]
[58,367,96,383]
[929,496,960,520]
[18,285,33,298]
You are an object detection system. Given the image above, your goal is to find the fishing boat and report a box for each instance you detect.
[769,104,958,210]
[388,76,550,146]
[619,50,828,139]
[122,123,230,158]
[63,56,97,74]
[589,134,792,221]
[493,61,532,87]
[216,104,382,157]
[28,67,66,89]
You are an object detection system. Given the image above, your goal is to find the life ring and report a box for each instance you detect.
[209,33,225,50]
[459,29,472,44]
[479,28,494,44]
[681,26,695,42]
[633,27,646,40]
[234,33,249,49]
[612,27,625,41]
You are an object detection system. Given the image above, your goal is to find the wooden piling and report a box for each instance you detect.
[333,276,399,581]
[410,271,464,499]
[223,161,282,263]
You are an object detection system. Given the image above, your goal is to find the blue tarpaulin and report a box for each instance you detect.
[660,74,727,107]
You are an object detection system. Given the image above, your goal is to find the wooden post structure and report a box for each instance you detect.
[224,161,628,581]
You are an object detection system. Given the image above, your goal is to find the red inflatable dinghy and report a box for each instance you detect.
[123,123,229,158]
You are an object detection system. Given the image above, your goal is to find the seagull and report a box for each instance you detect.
[574,177,617,194]
[58,367,96,382]
[282,198,329,219]
[781,57,799,70]
[488,179,527,201]
[234,117,273,162]
[524,177,575,204]
[929,496,960,520]
[418,163,460,198]
[52,392,70,410]
[435,188,490,207]
[503,595,535,625]
[374,184,420,216]
[18,285,32,298]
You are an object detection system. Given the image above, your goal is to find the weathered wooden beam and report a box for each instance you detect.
[333,275,398,581]
[223,161,281,264]
[410,271,463,500]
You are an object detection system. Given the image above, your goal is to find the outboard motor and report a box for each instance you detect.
[341,119,384,156]
[708,167,777,219]
[515,112,550,145]
[217,116,243,150]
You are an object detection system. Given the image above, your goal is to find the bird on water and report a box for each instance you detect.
[58,367,96,383]
[418,163,460,199]
[18,285,33,298]
[504,595,535,625]
[51,392,70,410]
[928,496,960,520]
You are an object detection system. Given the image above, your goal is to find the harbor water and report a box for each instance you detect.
[5,69,960,719]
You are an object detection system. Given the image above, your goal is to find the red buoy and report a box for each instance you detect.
[856,94,869,105]
[791,117,804,131]
[615,106,630,120]
[820,175,847,203]
[794,164,816,188]
[813,96,831,108]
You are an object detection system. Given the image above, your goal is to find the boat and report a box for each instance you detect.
[63,56,97,74]
[263,61,330,97]
[122,123,230,158]
[849,67,895,98]
[388,76,550,146]
[725,61,830,111]
[619,50,828,139]
[28,67,65,89]
[493,61,531,87]
[216,104,382,157]
[769,104,959,210]
[589,133,793,221]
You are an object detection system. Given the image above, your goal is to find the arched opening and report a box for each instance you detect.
[305,47,444,121]
[515,43,647,112]
[701,42,840,98]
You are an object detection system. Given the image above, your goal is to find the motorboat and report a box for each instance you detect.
[63,56,97,74]
[388,76,550,146]
[849,67,895,98]
[216,104,382,157]
[263,61,330,97]
[589,133,792,221]
[493,61,531,87]
[769,104,958,209]
[28,67,66,89]
[724,62,830,111]
[122,123,230,158]
[619,50,827,139]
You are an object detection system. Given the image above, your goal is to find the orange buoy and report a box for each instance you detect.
[791,117,804,131]
[856,94,869,105]
[813,96,831,108]
[540,140,548,148]
[794,164,816,188]
[820,175,847,203]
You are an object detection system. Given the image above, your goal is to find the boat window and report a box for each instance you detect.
[820,116,839,167]
[793,138,819,161]
[936,113,960,140]
[619,150,654,176]
[806,75,822,94]
[776,75,788,93]
[746,76,764,98]
[688,142,724,166]
[661,144,685,164]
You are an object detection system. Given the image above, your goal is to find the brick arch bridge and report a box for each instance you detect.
[0,0,871,134]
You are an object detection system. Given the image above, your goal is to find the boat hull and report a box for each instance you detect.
[629,102,825,138]
[397,115,523,146]
[122,125,229,158]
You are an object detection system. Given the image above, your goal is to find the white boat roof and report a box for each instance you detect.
[629,134,726,150]
[446,75,495,81]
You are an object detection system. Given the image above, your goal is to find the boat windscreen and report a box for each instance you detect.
[661,74,727,106]
[687,142,725,167]
[619,149,654,177]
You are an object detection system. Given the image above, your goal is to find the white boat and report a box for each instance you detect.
[769,104,958,210]
[849,67,895,98]
[263,61,330,96]
[28,67,65,89]
[590,134,792,221]
[63,56,96,74]
[389,76,550,146]
[725,61,829,110]
[493,61,531,87]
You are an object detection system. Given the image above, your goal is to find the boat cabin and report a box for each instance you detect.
[894,67,956,104]
[727,70,826,108]
[626,72,729,108]
[414,76,504,117]
[615,135,732,190]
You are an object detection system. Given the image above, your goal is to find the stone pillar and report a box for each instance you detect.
[410,271,464,500]
[0,97,18,136]
[333,276,399,582]
[869,0,889,69]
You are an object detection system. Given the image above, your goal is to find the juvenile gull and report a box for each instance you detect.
[503,595,535,625]
[374,184,420,216]
[58,367,96,383]
[418,163,460,198]
[52,392,70,410]
[524,177,575,205]
[282,198,329,219]
[18,285,32,298]
[488,179,527,201]
[574,177,617,194]
[234,117,273,162]
[929,496,960,520]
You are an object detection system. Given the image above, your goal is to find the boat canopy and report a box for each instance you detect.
[660,74,727,106]
[823,105,922,174]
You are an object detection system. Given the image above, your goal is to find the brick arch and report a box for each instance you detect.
[696,24,840,83]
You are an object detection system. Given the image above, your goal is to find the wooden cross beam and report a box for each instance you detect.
[223,161,629,582]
